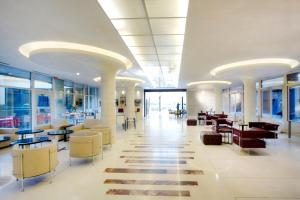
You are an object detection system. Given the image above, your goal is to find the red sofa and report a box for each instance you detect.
[248,122,279,139]
[233,128,267,148]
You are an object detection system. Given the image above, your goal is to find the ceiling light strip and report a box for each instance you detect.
[210,58,299,76]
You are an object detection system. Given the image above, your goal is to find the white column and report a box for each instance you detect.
[126,82,136,119]
[243,78,256,123]
[215,87,222,113]
[282,75,288,132]
[100,69,117,139]
[257,80,262,121]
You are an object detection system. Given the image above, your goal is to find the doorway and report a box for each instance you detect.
[144,89,186,117]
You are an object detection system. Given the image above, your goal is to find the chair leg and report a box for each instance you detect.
[21,178,24,192]
[49,170,53,184]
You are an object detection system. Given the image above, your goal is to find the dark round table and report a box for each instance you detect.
[60,124,74,130]
[11,136,51,147]
[16,129,44,139]
[47,130,74,142]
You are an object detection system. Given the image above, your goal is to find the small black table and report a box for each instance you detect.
[238,124,248,131]
[11,136,51,147]
[47,130,73,151]
[60,124,74,130]
[16,129,44,140]
[47,130,74,142]
[0,136,10,142]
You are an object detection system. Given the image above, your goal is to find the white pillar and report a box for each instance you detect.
[100,69,117,139]
[126,82,136,119]
[215,87,222,114]
[257,80,262,121]
[243,78,256,123]
[282,75,288,132]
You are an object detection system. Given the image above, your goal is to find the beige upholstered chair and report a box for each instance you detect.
[12,142,58,191]
[69,131,102,165]
[68,119,111,145]
[35,118,69,140]
[0,128,18,148]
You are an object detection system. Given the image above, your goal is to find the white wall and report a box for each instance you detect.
[187,89,216,117]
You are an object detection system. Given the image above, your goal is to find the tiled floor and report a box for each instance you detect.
[1,113,300,199]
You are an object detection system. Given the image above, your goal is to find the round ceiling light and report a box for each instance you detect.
[19,41,132,69]
[187,80,232,87]
[210,58,299,76]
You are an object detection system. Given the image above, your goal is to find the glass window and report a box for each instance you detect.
[272,89,282,118]
[222,89,229,113]
[34,80,52,89]
[289,86,300,122]
[262,77,283,88]
[262,89,271,115]
[33,72,52,89]
[74,84,84,112]
[0,75,30,88]
[0,87,31,130]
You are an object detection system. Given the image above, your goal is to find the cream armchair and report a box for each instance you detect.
[12,142,58,191]
[68,119,111,145]
[0,128,18,148]
[69,131,102,165]
[35,119,69,140]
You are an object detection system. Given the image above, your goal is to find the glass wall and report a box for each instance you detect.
[0,66,32,130]
[261,77,283,118]
[272,89,282,118]
[262,89,271,115]
[0,87,31,130]
[0,65,99,129]
[289,86,300,122]
[229,87,243,114]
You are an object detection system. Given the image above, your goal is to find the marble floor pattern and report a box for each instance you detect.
[0,113,300,199]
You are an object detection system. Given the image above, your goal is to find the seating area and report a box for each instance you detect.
[2,0,300,199]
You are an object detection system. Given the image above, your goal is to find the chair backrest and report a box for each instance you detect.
[69,131,101,158]
[12,143,58,179]
[52,118,68,129]
[0,128,18,135]
[83,119,102,129]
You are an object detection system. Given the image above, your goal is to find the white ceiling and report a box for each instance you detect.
[0,0,149,87]
[180,0,300,87]
[1,0,300,88]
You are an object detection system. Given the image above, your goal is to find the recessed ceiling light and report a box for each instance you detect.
[210,58,299,76]
[187,80,232,87]
[76,72,80,76]
[19,41,132,69]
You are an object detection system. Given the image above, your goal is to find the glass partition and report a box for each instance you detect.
[262,89,271,115]
[272,89,282,118]
[289,86,300,122]
[0,87,31,130]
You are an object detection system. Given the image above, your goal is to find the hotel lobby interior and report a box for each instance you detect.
[1,0,300,199]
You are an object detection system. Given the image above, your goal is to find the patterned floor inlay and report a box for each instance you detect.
[134,146,184,149]
[122,150,195,153]
[105,168,203,175]
[106,189,191,197]
[127,165,181,168]
[120,156,194,159]
[130,143,190,146]
[104,179,198,186]
[125,159,187,164]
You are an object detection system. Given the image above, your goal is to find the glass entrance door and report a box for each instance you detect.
[33,89,52,126]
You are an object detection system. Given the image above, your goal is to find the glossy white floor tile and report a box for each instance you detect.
[0,113,300,199]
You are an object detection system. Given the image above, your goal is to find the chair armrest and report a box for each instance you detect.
[67,124,84,131]
[34,124,52,130]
